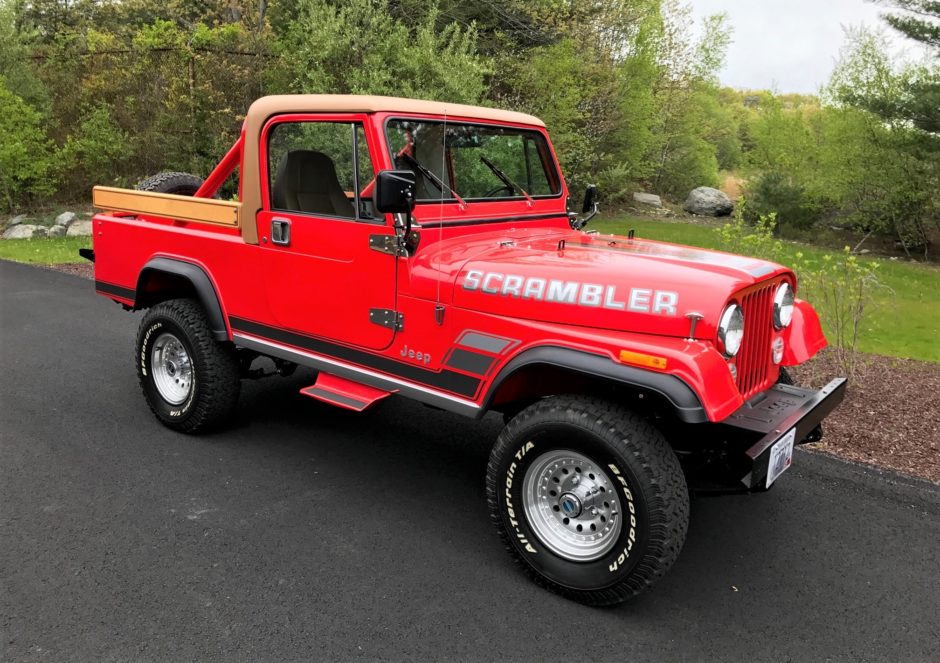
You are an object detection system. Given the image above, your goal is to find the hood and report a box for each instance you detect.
[413,228,791,339]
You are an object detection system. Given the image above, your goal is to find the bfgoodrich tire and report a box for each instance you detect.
[136,299,240,433]
[486,395,689,606]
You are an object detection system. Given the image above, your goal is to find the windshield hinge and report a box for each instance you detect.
[369,308,404,332]
[369,234,403,256]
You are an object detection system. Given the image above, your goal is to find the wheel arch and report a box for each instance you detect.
[135,258,228,341]
[480,346,708,424]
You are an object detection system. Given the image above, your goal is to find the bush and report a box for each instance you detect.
[60,104,132,197]
[0,78,58,211]
[746,172,820,230]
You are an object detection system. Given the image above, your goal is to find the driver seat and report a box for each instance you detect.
[272,150,354,218]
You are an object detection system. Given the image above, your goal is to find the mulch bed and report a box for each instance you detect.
[47,261,940,483]
[791,350,940,484]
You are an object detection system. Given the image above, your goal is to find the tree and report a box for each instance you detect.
[874,0,940,49]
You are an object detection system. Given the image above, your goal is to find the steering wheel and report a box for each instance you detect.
[483,184,513,198]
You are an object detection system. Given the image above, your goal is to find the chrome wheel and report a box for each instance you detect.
[151,332,193,405]
[522,450,622,562]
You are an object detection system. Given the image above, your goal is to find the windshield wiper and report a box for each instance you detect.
[399,153,468,208]
[480,155,534,206]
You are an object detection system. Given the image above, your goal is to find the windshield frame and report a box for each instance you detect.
[382,116,563,204]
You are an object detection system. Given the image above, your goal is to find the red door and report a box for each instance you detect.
[256,114,397,350]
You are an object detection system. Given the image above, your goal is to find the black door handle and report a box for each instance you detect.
[271,218,291,246]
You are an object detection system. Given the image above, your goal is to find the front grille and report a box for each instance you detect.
[735,281,778,400]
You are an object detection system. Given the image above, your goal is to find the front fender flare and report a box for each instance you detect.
[136,257,228,341]
[781,299,827,365]
[480,346,708,423]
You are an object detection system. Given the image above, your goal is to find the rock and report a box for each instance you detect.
[633,192,662,208]
[54,211,77,228]
[66,220,93,237]
[10,214,28,226]
[2,224,47,239]
[684,186,733,217]
[47,225,67,237]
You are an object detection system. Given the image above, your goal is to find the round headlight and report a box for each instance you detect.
[717,303,744,357]
[773,282,795,329]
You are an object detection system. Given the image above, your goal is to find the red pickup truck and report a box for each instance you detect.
[88,94,845,605]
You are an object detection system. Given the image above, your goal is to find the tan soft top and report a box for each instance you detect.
[244,94,545,129]
[240,95,545,243]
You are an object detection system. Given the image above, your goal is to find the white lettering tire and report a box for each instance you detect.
[136,299,240,434]
[486,395,689,606]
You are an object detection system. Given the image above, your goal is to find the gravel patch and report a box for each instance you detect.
[43,262,94,279]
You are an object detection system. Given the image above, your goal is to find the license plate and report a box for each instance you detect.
[766,428,796,488]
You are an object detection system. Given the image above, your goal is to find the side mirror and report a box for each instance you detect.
[570,184,599,230]
[375,170,417,214]
[582,184,598,214]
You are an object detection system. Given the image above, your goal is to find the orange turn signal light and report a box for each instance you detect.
[618,349,668,370]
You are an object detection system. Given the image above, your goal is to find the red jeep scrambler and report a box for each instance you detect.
[87,94,846,605]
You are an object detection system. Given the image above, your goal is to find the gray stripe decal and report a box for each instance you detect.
[747,264,777,278]
[458,331,514,354]
[446,348,496,375]
[301,386,368,410]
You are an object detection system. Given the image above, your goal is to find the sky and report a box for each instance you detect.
[688,0,929,93]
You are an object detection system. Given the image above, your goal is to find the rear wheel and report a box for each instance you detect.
[486,395,689,606]
[136,299,240,433]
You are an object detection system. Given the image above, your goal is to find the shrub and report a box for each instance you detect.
[716,203,883,377]
[746,171,820,231]
[0,77,58,211]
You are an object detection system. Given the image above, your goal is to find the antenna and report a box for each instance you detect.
[434,109,447,325]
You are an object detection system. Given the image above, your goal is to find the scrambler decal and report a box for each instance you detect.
[462,269,678,315]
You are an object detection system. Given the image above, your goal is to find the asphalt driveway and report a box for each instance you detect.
[2,260,938,662]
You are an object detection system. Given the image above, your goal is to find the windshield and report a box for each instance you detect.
[385,119,561,202]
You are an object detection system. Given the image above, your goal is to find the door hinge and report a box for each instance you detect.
[369,308,404,331]
[369,234,402,256]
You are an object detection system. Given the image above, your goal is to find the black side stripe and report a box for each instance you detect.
[95,280,136,300]
[445,348,495,376]
[229,316,482,398]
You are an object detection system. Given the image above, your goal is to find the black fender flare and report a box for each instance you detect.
[136,258,228,341]
[480,345,708,424]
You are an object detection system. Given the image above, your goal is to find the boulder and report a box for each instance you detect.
[684,187,733,217]
[47,224,67,237]
[10,214,28,226]
[54,211,77,228]
[2,224,48,239]
[633,192,662,208]
[66,220,93,237]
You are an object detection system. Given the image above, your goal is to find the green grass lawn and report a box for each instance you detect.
[594,215,940,364]
[0,237,92,265]
[2,219,938,363]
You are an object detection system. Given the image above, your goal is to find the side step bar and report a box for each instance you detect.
[300,372,394,412]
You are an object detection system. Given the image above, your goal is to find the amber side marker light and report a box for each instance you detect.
[619,350,668,370]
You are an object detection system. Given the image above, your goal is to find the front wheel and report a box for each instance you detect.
[486,395,689,606]
[136,299,240,433]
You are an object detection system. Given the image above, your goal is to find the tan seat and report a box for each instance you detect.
[272,150,354,218]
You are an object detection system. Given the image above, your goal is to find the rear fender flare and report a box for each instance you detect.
[136,257,228,341]
[480,346,708,424]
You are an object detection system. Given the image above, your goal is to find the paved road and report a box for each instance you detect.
[2,260,939,662]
